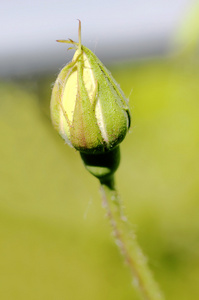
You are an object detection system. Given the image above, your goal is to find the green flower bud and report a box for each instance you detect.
[51,21,131,154]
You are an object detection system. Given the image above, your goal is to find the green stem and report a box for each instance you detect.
[100,179,164,300]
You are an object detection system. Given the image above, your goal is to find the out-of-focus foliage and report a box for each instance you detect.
[0,52,199,300]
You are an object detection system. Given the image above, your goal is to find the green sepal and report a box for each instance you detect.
[69,53,104,153]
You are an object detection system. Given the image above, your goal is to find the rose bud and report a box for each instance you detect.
[50,21,131,154]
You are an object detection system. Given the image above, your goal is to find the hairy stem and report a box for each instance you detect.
[100,180,164,300]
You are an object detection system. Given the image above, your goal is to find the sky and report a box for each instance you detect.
[0,0,193,77]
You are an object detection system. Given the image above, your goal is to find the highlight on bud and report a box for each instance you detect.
[50,20,131,154]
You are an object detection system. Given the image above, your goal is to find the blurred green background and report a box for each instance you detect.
[1,1,199,300]
[1,55,199,299]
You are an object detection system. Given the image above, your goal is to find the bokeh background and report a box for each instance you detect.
[1,0,199,299]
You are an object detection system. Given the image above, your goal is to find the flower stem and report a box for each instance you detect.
[100,178,164,300]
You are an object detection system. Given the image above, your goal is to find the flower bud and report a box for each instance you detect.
[51,21,131,154]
